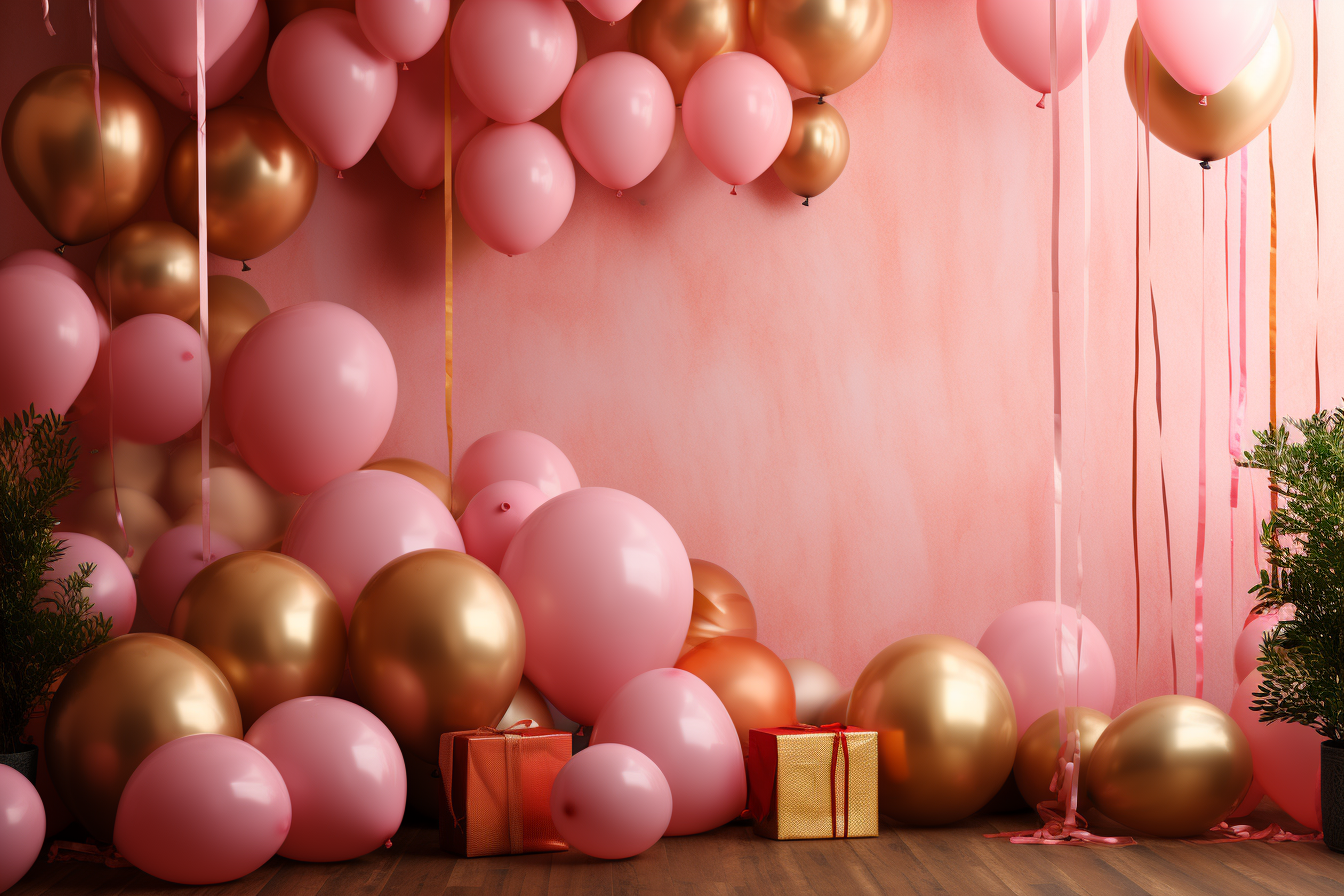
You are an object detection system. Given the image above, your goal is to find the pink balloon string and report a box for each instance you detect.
[1184,822,1322,845]
[1194,168,1208,699]
[41,0,55,34]
[197,0,212,563]
[47,841,131,868]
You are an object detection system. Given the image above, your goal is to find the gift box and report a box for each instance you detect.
[437,725,571,856]
[747,724,879,840]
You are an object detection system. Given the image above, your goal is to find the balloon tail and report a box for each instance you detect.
[1199,95,1208,106]
[1200,160,1211,170]
[500,502,512,512]
[817,94,825,104]
[1037,93,1046,109]
[616,189,623,197]
[54,244,65,255]
[730,185,737,195]
[420,189,427,199]
[402,62,409,70]
[241,260,251,272]
[384,839,393,849]
[337,170,344,179]
[802,197,810,206]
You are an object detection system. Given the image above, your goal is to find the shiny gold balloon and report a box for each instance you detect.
[847,635,1017,825]
[44,633,242,841]
[818,688,850,724]
[2,66,163,245]
[1124,13,1292,164]
[361,458,452,507]
[177,466,283,549]
[630,0,749,104]
[681,559,757,656]
[1086,695,1252,838]
[676,635,797,753]
[773,99,849,204]
[162,438,250,516]
[189,275,270,445]
[349,549,526,763]
[1013,707,1111,812]
[748,0,891,97]
[164,105,318,262]
[70,486,171,574]
[94,221,199,321]
[498,676,556,730]
[170,551,347,728]
[783,657,843,725]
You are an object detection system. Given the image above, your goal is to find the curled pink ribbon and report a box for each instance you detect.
[1184,822,1322,845]
[42,0,55,34]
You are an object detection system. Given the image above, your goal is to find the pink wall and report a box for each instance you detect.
[3,1,1339,716]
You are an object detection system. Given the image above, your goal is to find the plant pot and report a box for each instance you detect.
[0,743,38,786]
[1323,741,1344,852]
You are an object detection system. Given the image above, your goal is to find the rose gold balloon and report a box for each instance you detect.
[1013,707,1111,812]
[1124,13,1292,164]
[164,105,318,262]
[177,466,282,549]
[818,688,850,724]
[772,99,849,204]
[270,0,355,36]
[44,633,242,841]
[162,438,249,516]
[498,676,556,730]
[783,657,843,725]
[170,551,347,728]
[190,276,269,445]
[847,635,1016,825]
[348,549,526,763]
[72,439,167,497]
[361,457,452,507]
[2,66,163,245]
[71,486,171,574]
[675,635,796,753]
[681,559,757,656]
[748,0,891,97]
[94,221,200,322]
[630,0,749,104]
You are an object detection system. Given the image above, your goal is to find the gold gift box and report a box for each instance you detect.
[747,725,879,840]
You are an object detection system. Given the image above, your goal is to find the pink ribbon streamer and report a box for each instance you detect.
[1194,171,1208,699]
[41,0,55,34]
[1184,822,1322,845]
[196,0,212,563]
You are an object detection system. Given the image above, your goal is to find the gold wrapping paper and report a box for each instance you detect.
[748,727,878,840]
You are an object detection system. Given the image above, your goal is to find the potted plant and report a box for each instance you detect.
[1244,407,1344,851]
[0,407,111,784]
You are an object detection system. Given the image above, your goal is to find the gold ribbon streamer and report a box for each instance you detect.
[444,23,454,476]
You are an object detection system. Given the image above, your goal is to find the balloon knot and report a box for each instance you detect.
[337,170,344,179]
[730,185,737,195]
[616,189,623,197]
[609,19,614,25]
[241,260,252,272]
[802,197,810,206]
[54,244,66,255]
[420,189,427,199]
[1200,160,1211,170]
[500,502,512,512]
[1036,93,1046,109]
[1199,95,1208,106]
[817,95,825,104]
[402,62,409,70]
[384,839,393,849]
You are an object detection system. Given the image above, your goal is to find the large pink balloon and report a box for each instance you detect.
[106,0,258,80]
[355,0,448,63]
[976,601,1116,738]
[0,766,44,893]
[455,123,575,256]
[452,430,579,515]
[223,302,398,496]
[562,52,675,193]
[1234,611,1282,683]
[113,734,291,885]
[976,0,1109,96]
[1231,671,1325,831]
[138,525,244,630]
[1137,0,1276,98]
[591,668,746,835]
[550,743,672,859]
[45,532,136,638]
[282,470,464,625]
[0,264,99,421]
[245,697,406,862]
[681,52,792,189]
[499,488,692,725]
[376,33,446,191]
[457,479,548,573]
[449,0,577,123]
[268,9,399,172]
[109,313,207,445]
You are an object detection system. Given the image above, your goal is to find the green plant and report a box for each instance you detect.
[0,406,111,754]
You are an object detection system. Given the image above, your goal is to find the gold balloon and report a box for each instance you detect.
[1013,707,1111,812]
[164,105,318,262]
[71,486,171,574]
[676,635,797,753]
[1124,13,1292,164]
[630,0,749,105]
[2,66,163,246]
[170,551,347,728]
[176,466,283,549]
[361,457,452,507]
[773,99,849,204]
[1086,695,1252,838]
[818,688,850,724]
[748,0,891,97]
[783,657,843,725]
[847,635,1017,825]
[162,438,249,516]
[73,439,167,498]
[498,676,557,730]
[681,558,757,656]
[94,221,199,322]
[44,633,242,841]
[348,549,526,763]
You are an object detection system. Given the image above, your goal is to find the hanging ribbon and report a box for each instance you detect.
[1072,0,1091,730]
[444,24,454,476]
[41,0,55,34]
[1193,169,1207,699]
[197,0,211,562]
[1131,90,1143,693]
[1228,149,1249,628]
[1268,124,1278,499]
[1313,0,1320,414]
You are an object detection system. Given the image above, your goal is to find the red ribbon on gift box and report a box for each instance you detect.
[748,722,859,839]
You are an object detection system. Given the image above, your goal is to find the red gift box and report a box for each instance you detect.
[747,723,879,840]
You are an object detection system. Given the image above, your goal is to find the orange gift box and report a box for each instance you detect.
[437,726,571,857]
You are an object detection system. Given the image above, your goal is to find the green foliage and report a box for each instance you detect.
[0,406,111,753]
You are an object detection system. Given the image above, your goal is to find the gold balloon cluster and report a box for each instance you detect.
[1014,707,1111,811]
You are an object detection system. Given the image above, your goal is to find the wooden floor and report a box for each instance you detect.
[12,801,1344,896]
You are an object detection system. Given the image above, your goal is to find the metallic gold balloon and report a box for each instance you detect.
[748,0,891,97]
[2,66,163,245]
[348,549,526,763]
[818,688,850,724]
[70,486,171,574]
[675,635,797,753]
[44,633,242,841]
[630,0,749,105]
[1013,707,1111,812]
[94,221,199,322]
[498,676,556,730]
[162,438,250,516]
[176,466,283,549]
[783,656,843,725]
[170,551,347,728]
[680,559,757,656]
[1086,695,1252,838]
[773,99,849,204]
[361,457,452,507]
[164,105,318,262]
[1124,13,1292,164]
[847,635,1017,825]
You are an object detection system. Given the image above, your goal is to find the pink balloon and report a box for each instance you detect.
[138,525,244,630]
[450,75,489,173]
[575,0,640,25]
[681,52,792,189]
[22,706,72,837]
[1231,671,1325,831]
[455,123,575,256]
[376,33,446,190]
[1228,776,1265,818]
[282,470,464,626]
[550,743,671,859]
[105,0,258,80]
[1137,0,1276,98]
[591,668,746,835]
[268,9,400,172]
[976,0,1110,96]
[0,766,44,893]
[1235,611,1282,683]
[0,264,99,421]
[45,532,136,638]
[113,734,291,885]
[355,0,448,63]
[449,0,577,123]
[457,479,547,574]
[561,52,675,192]
[976,601,1116,737]
[223,302,398,496]
[245,697,406,861]
[452,430,580,513]
[109,313,207,445]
